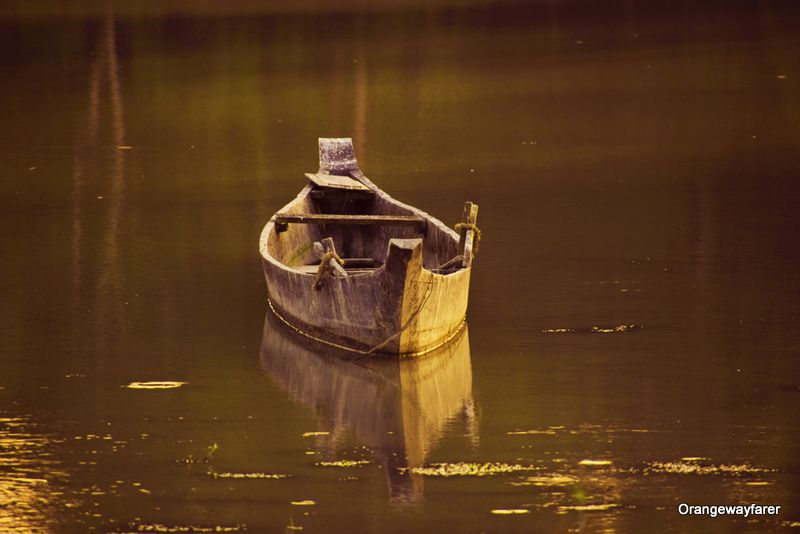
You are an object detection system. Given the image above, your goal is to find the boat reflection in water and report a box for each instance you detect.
[260,311,477,504]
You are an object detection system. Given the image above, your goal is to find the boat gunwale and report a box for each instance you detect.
[259,179,469,281]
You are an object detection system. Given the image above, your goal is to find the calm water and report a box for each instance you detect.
[2,1,799,532]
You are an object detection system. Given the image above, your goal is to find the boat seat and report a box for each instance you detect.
[294,261,379,275]
[272,213,427,233]
[305,172,371,191]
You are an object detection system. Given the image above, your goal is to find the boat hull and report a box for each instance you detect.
[260,185,471,355]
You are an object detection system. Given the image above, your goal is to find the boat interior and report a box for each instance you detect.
[267,181,462,276]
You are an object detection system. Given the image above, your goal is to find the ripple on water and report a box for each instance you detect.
[125,381,187,389]
[541,324,643,334]
[491,509,530,515]
[315,460,371,468]
[210,472,291,479]
[510,474,579,487]
[0,416,67,532]
[301,431,330,437]
[558,503,619,512]
[113,523,247,532]
[579,459,613,467]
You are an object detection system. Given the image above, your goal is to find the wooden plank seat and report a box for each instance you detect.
[305,172,372,191]
[294,255,380,276]
[272,213,427,233]
[294,265,378,275]
[309,189,374,200]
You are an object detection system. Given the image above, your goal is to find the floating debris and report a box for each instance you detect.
[127,524,246,532]
[542,325,642,334]
[511,474,579,487]
[302,431,330,437]
[402,462,538,477]
[680,457,708,462]
[744,481,772,486]
[491,509,530,515]
[211,472,291,479]
[559,503,619,512]
[644,461,775,476]
[290,500,316,506]
[315,460,371,468]
[579,460,613,467]
[125,381,187,390]
[507,429,557,436]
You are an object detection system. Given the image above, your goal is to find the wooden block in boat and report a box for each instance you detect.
[309,188,374,200]
[436,255,464,270]
[342,257,375,268]
[320,237,348,277]
[458,201,479,268]
[305,172,371,191]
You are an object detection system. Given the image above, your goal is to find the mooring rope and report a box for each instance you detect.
[266,292,465,358]
[454,222,482,254]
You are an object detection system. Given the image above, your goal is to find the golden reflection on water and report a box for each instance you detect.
[260,311,476,504]
[491,423,783,529]
[0,416,65,533]
[125,381,188,390]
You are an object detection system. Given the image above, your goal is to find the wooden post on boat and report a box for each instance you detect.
[320,238,348,277]
[313,237,348,290]
[458,201,479,268]
[319,138,360,175]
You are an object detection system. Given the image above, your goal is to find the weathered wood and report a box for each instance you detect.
[309,188,374,200]
[457,201,473,254]
[458,202,479,268]
[436,255,464,270]
[274,213,426,230]
[259,138,476,354]
[295,265,376,275]
[318,138,360,174]
[312,241,373,268]
[305,172,371,191]
[342,257,375,268]
[320,237,348,277]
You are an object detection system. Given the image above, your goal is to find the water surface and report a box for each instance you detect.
[1,1,799,531]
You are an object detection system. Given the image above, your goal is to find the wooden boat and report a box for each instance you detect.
[260,310,476,503]
[259,138,479,356]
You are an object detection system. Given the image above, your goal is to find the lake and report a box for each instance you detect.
[1,1,799,531]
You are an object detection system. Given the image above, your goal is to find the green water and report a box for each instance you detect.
[1,1,799,532]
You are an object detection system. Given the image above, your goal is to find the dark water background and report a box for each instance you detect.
[1,1,799,532]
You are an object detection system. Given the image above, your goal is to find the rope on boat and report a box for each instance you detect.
[313,250,345,290]
[265,293,466,358]
[454,222,482,254]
